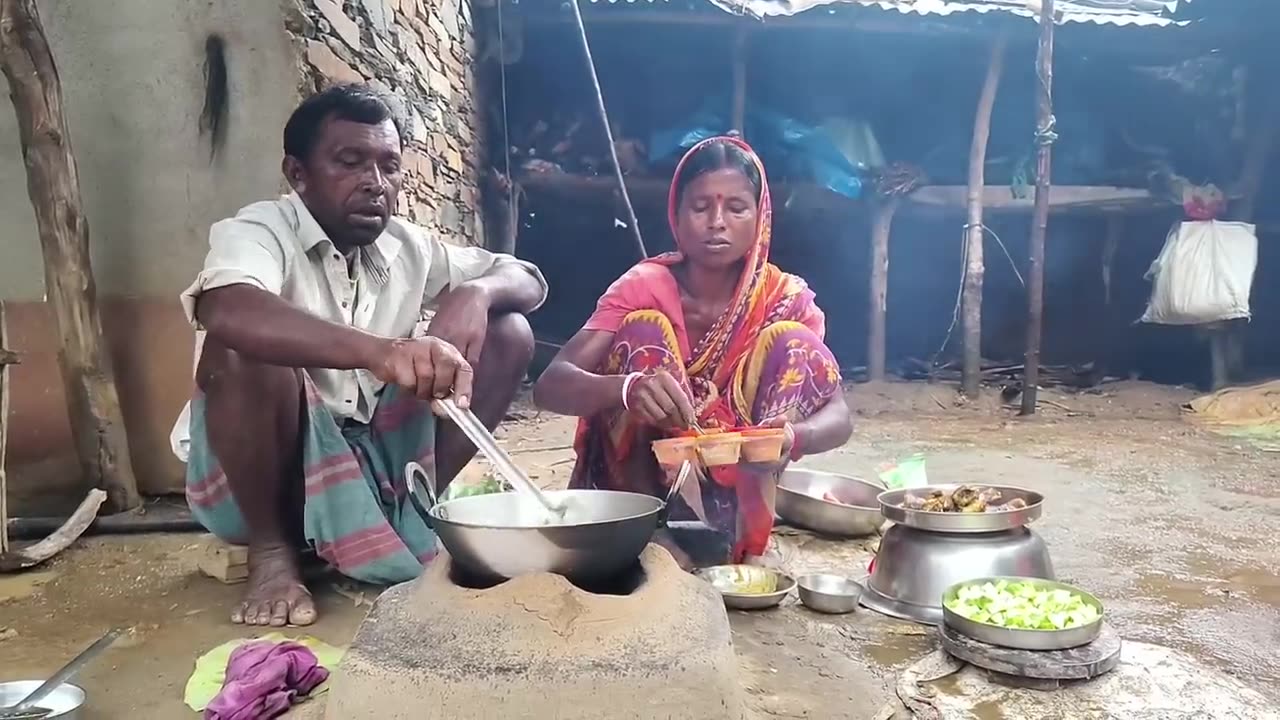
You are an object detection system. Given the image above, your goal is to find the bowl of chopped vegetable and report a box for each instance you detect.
[942,577,1104,650]
[697,565,796,610]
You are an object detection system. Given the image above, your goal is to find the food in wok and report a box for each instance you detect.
[901,485,1028,513]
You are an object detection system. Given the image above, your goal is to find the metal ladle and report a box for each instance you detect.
[434,397,567,521]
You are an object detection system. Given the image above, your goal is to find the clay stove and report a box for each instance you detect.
[326,545,745,720]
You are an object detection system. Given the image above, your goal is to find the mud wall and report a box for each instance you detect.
[1,0,483,512]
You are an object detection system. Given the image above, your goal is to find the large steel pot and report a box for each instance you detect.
[860,523,1055,625]
[405,464,667,585]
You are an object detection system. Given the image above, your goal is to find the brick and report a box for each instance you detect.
[316,0,362,50]
[404,147,435,183]
[308,40,364,85]
[444,147,463,172]
[426,66,451,97]
[197,535,249,585]
[360,0,392,34]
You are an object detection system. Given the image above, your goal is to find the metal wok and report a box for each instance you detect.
[405,463,669,585]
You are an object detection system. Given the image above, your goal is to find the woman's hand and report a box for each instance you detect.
[626,369,696,430]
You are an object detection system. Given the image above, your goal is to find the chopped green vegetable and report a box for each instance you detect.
[439,474,508,502]
[945,580,1100,631]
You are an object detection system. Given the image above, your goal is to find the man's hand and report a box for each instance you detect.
[426,284,492,366]
[626,370,696,430]
[370,337,475,407]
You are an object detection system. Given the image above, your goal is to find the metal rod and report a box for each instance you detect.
[436,398,564,517]
[567,0,648,259]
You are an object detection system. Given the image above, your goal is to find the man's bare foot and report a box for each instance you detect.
[231,542,317,627]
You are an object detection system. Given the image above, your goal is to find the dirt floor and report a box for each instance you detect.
[1,381,1278,718]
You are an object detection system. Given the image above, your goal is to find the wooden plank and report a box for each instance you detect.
[909,185,1154,213]
[197,535,250,584]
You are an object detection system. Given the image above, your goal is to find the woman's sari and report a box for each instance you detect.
[569,136,842,560]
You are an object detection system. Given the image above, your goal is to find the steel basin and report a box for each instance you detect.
[411,484,665,585]
[877,484,1044,533]
[0,682,85,719]
[941,576,1104,650]
[776,469,885,537]
[861,524,1055,625]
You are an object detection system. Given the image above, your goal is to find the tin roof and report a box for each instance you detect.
[586,0,1190,27]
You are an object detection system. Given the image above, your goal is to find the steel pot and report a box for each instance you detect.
[405,463,668,585]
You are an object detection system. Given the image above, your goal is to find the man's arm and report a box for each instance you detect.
[451,260,544,315]
[196,284,387,369]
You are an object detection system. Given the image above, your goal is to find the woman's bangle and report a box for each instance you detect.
[789,424,806,462]
[620,372,644,410]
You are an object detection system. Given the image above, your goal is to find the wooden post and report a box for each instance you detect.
[730,28,748,136]
[867,198,898,382]
[1100,214,1122,378]
[1021,0,1056,416]
[961,34,1007,397]
[0,0,141,510]
[0,303,12,555]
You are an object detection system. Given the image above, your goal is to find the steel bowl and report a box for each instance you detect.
[776,469,885,537]
[0,682,85,719]
[796,574,863,614]
[941,576,1104,650]
[408,473,666,585]
[697,565,795,610]
[877,484,1044,533]
[861,523,1055,624]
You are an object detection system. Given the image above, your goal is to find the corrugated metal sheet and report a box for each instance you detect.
[587,0,1188,27]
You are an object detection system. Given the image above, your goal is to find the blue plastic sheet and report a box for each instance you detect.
[650,98,864,200]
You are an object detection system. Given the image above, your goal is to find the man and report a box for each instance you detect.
[171,84,546,627]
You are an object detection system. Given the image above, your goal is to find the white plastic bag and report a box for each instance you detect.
[1140,220,1257,326]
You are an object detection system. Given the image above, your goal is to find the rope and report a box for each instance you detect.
[933,221,1025,365]
[568,0,648,259]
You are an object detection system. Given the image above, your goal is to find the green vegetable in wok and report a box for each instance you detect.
[439,474,508,502]
[945,580,1100,631]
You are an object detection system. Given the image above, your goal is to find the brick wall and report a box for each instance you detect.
[285,0,483,247]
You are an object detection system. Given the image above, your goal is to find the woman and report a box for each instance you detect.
[533,136,852,565]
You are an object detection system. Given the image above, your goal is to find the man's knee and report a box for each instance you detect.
[485,312,535,367]
[196,339,299,398]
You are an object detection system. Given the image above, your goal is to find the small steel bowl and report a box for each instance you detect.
[697,565,795,610]
[797,574,863,614]
[0,681,86,719]
[941,576,1105,650]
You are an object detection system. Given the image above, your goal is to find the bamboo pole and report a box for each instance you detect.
[867,198,898,382]
[961,34,1007,397]
[731,28,748,136]
[1021,0,1056,416]
[0,0,140,510]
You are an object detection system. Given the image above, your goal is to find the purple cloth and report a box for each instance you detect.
[205,640,330,720]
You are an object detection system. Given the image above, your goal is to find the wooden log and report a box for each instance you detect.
[0,0,140,510]
[867,198,899,382]
[961,34,1007,397]
[730,28,749,137]
[1021,0,1056,416]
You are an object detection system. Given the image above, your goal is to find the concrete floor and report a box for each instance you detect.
[1,381,1278,718]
